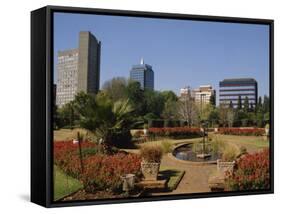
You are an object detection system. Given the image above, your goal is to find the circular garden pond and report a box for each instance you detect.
[173,143,221,163]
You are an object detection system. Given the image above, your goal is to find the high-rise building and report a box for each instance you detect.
[130,58,154,90]
[219,78,258,108]
[192,85,216,105]
[180,86,193,101]
[56,31,101,107]
[56,49,79,107]
[180,85,215,105]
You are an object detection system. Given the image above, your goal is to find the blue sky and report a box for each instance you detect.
[53,12,270,99]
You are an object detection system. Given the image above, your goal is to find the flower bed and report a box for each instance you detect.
[82,153,141,192]
[218,128,265,136]
[148,127,202,139]
[226,149,270,191]
[54,141,141,193]
[54,141,97,178]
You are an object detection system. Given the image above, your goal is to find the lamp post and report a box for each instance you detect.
[197,120,211,159]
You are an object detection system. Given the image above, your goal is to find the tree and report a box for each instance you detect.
[237,95,242,109]
[256,96,262,112]
[229,101,234,109]
[126,80,145,115]
[58,101,78,129]
[160,90,178,102]
[244,96,249,112]
[210,94,216,107]
[162,99,178,119]
[143,90,165,117]
[208,107,219,127]
[263,95,270,113]
[236,109,248,127]
[177,88,199,127]
[199,104,213,122]
[250,103,254,112]
[102,77,128,102]
[226,109,235,127]
[74,92,135,151]
[219,104,228,127]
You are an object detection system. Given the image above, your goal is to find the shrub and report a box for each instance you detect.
[78,147,99,157]
[226,149,270,191]
[172,120,180,127]
[110,129,132,148]
[148,119,164,128]
[140,145,163,163]
[54,141,97,178]
[211,136,226,155]
[239,146,248,155]
[161,140,173,154]
[222,146,238,162]
[180,120,187,127]
[218,128,265,136]
[81,153,141,193]
[54,141,141,193]
[164,120,173,128]
[148,127,202,139]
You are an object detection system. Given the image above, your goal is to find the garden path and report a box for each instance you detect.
[151,154,216,195]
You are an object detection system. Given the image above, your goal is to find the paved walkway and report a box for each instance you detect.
[151,154,216,195]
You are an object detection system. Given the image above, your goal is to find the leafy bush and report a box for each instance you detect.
[210,136,226,155]
[161,140,173,154]
[218,128,265,136]
[110,129,132,148]
[164,120,173,128]
[148,119,164,128]
[226,149,270,191]
[148,127,202,139]
[78,147,103,158]
[54,141,97,178]
[222,146,238,162]
[54,141,141,193]
[81,153,141,193]
[140,145,163,163]
[180,120,188,127]
[239,146,248,155]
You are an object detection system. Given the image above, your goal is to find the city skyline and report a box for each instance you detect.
[53,12,270,101]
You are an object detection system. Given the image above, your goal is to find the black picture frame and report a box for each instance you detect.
[31,5,274,208]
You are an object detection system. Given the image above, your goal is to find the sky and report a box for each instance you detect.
[53,12,270,100]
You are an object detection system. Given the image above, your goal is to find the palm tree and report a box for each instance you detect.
[73,92,134,152]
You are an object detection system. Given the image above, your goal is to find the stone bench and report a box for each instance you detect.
[208,159,235,192]
[208,171,225,192]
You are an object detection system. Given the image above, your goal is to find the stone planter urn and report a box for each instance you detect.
[141,162,160,181]
[217,159,235,174]
[143,128,148,136]
[121,174,136,192]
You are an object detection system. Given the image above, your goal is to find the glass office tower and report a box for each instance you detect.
[219,78,258,108]
[130,58,154,90]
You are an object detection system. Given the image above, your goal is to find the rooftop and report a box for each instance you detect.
[221,78,257,83]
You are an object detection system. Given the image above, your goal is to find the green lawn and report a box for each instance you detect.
[54,128,89,141]
[159,166,185,191]
[212,134,269,153]
[54,165,83,201]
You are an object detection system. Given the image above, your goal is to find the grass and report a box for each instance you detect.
[158,166,185,191]
[54,128,89,141]
[212,134,269,153]
[54,165,83,201]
